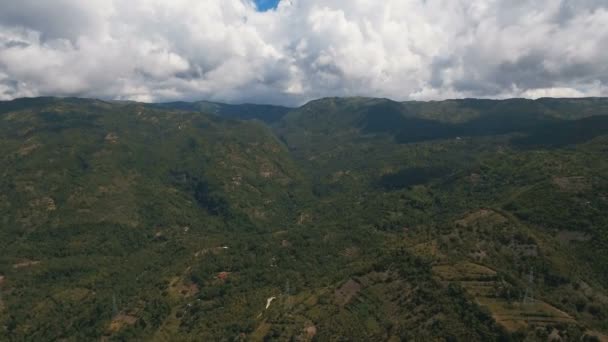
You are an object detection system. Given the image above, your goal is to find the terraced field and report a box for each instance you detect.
[433,262,576,333]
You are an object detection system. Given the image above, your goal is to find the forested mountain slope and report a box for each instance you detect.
[151,100,292,124]
[0,96,607,341]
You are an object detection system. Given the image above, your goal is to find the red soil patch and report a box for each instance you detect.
[217,272,230,280]
[468,173,481,185]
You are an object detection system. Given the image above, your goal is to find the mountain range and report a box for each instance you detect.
[1,96,607,341]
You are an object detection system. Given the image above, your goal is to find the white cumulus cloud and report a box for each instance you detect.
[0,0,607,105]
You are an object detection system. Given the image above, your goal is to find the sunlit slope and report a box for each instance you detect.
[0,97,311,340]
[1,96,607,341]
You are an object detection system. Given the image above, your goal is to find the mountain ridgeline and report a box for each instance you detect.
[1,96,607,341]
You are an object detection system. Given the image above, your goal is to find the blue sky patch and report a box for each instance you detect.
[254,0,280,11]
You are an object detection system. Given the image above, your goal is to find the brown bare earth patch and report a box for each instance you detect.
[168,277,199,298]
[259,168,274,178]
[586,331,608,342]
[15,180,35,193]
[247,207,267,220]
[301,325,317,341]
[108,313,138,333]
[331,170,352,182]
[251,321,272,341]
[468,173,481,185]
[29,196,56,211]
[105,132,119,144]
[455,209,507,227]
[356,272,390,287]
[469,249,488,262]
[13,260,41,269]
[297,212,311,225]
[556,230,591,244]
[341,246,360,258]
[18,143,41,156]
[409,240,446,261]
[508,242,538,257]
[432,262,497,281]
[335,279,361,306]
[17,126,35,137]
[553,176,590,192]
[194,246,229,257]
[217,272,230,281]
[0,275,4,285]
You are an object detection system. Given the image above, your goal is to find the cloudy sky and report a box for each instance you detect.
[0,0,607,105]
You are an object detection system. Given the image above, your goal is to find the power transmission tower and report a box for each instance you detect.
[522,268,534,305]
[284,280,292,312]
[112,292,119,317]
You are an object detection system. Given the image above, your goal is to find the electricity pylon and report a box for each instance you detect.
[522,268,534,305]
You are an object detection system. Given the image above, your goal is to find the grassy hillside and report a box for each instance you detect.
[0,96,607,341]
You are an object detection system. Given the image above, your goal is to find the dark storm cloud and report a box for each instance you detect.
[0,0,104,42]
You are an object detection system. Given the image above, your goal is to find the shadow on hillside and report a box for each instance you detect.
[359,101,608,148]
[511,115,608,149]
